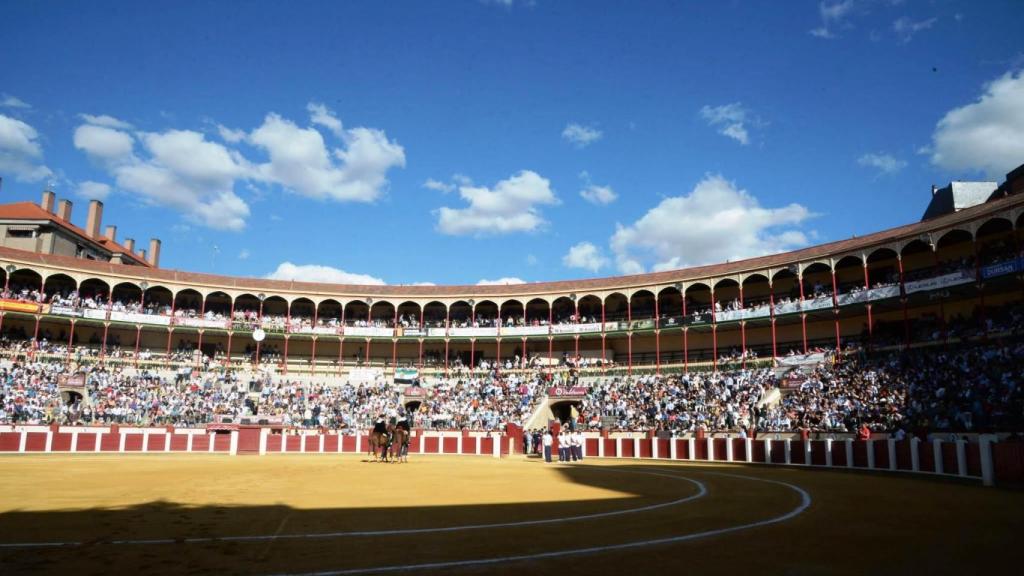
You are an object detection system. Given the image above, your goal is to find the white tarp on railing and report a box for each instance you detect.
[344,326,394,337]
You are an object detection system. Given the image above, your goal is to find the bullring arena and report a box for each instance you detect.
[2,165,1024,574]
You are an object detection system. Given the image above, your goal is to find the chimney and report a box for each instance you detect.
[147,238,161,267]
[124,238,135,252]
[86,199,103,238]
[40,190,55,213]
[104,225,117,242]
[56,199,73,221]
[138,249,147,262]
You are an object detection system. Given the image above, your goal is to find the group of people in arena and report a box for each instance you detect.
[1,332,1022,436]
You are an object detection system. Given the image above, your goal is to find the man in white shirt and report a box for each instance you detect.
[542,428,553,463]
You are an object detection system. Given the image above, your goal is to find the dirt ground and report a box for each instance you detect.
[0,453,1021,575]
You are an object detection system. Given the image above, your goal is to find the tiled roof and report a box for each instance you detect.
[0,191,1020,300]
[0,202,150,267]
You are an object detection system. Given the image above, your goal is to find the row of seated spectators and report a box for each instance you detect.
[0,354,551,431]
[2,335,1021,434]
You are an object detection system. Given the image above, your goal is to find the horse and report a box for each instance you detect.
[367,430,389,462]
[390,427,409,463]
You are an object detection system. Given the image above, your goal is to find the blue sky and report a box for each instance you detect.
[1,0,1022,286]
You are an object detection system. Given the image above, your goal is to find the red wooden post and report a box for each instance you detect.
[798,274,808,354]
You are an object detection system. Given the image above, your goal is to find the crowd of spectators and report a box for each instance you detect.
[2,336,1021,434]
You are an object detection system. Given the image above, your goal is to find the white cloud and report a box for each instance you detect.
[700,103,752,145]
[610,174,814,273]
[893,16,937,43]
[238,249,250,260]
[72,103,404,230]
[562,241,610,273]
[76,180,112,200]
[73,124,135,160]
[249,106,405,202]
[75,122,252,231]
[423,178,455,193]
[79,113,133,130]
[929,69,1024,179]
[578,172,617,205]
[266,262,386,285]
[0,114,52,182]
[476,277,526,285]
[217,124,246,143]
[436,170,559,235]
[1,95,30,109]
[857,152,907,174]
[580,185,617,205]
[307,102,344,138]
[810,0,856,39]
[561,123,603,148]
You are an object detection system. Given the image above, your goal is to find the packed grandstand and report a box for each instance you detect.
[1,164,1023,438]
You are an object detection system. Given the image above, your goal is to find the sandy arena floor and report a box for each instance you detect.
[0,453,1021,575]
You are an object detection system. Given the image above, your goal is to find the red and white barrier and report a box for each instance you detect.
[1,425,1013,486]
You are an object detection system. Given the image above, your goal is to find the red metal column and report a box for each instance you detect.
[831,269,841,355]
[134,326,142,367]
[391,337,397,370]
[418,338,423,368]
[627,294,632,373]
[283,335,289,374]
[310,337,317,375]
[933,249,946,342]
[342,336,350,373]
[712,325,717,371]
[682,295,688,372]
[710,288,717,370]
[769,290,777,359]
[600,300,606,366]
[226,331,232,367]
[739,285,746,368]
[365,337,371,364]
[863,264,873,350]
[496,338,501,371]
[973,238,987,340]
[798,275,808,354]
[897,256,910,349]
[100,321,109,361]
[166,328,173,358]
[444,338,449,376]
[654,294,660,374]
[470,338,475,371]
[67,319,76,364]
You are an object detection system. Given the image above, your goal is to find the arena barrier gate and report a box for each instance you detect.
[1,425,1020,487]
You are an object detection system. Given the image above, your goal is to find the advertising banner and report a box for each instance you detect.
[110,311,171,325]
[83,309,108,320]
[344,326,394,337]
[501,325,549,336]
[550,322,603,334]
[981,258,1021,280]
[547,386,588,398]
[449,327,499,337]
[175,317,229,329]
[49,304,82,317]
[904,270,974,294]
